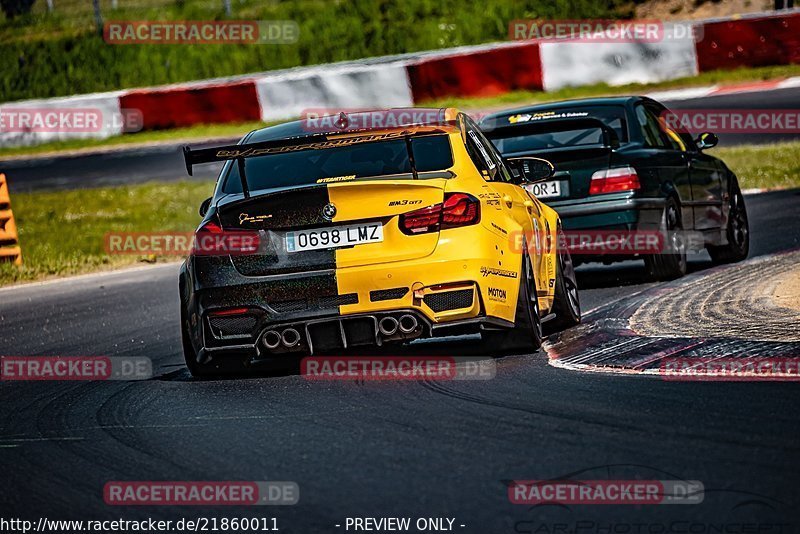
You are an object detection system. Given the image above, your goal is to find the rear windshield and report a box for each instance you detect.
[490,125,608,153]
[222,134,453,193]
[486,106,628,154]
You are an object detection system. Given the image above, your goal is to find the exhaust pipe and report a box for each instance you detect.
[262,330,282,350]
[398,314,418,334]
[378,316,399,336]
[281,328,301,348]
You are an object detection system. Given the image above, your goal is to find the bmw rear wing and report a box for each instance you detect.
[182,128,444,198]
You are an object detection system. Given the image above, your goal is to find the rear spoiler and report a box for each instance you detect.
[182,129,438,198]
[485,117,621,149]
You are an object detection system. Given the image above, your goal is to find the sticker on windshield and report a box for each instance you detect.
[508,111,590,124]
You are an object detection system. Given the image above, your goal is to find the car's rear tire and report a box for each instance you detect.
[645,197,687,281]
[543,234,581,336]
[481,251,542,353]
[707,182,749,264]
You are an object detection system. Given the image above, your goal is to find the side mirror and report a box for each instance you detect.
[695,132,718,150]
[199,197,212,217]
[506,157,555,184]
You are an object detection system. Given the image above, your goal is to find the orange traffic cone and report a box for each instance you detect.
[0,174,22,266]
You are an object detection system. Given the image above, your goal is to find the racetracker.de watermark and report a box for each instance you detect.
[104,20,298,44]
[509,230,707,256]
[508,19,700,42]
[0,108,142,133]
[103,481,298,505]
[660,357,800,381]
[0,356,152,381]
[661,109,800,134]
[104,231,260,256]
[301,356,496,381]
[508,480,704,505]
[299,108,491,133]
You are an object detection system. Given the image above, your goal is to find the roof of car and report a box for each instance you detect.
[245,107,461,143]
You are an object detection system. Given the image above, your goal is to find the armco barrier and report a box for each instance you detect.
[119,80,261,130]
[696,12,800,71]
[0,174,22,266]
[407,41,543,102]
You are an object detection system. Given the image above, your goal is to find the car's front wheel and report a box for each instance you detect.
[481,250,542,353]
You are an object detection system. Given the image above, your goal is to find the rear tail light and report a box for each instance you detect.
[208,307,251,317]
[589,166,640,195]
[192,219,259,256]
[399,193,480,235]
[442,193,480,228]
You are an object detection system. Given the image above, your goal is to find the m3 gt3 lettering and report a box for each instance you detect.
[179,107,581,377]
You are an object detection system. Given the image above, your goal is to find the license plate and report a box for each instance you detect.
[526,180,562,199]
[285,222,383,253]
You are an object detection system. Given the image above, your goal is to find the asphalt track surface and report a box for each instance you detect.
[1,189,799,532]
[3,86,800,192]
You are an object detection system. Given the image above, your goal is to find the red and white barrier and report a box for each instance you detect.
[255,63,413,122]
[696,11,800,72]
[2,10,799,148]
[540,23,699,91]
[0,91,125,147]
[120,80,261,130]
[407,41,543,102]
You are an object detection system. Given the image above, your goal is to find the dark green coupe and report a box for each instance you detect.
[480,96,749,280]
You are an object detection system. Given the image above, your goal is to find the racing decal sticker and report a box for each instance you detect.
[508,111,590,124]
[215,131,407,158]
[480,266,518,278]
[316,175,356,184]
[239,213,273,225]
[491,222,508,235]
[487,287,508,302]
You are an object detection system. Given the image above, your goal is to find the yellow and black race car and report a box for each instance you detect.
[179,108,580,376]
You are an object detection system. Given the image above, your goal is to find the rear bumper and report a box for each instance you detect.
[181,226,519,362]
[546,193,667,264]
[548,193,666,231]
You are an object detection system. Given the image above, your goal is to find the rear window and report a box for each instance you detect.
[486,106,628,153]
[491,126,607,153]
[222,135,453,193]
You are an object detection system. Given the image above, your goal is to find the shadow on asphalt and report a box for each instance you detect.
[575,257,716,290]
